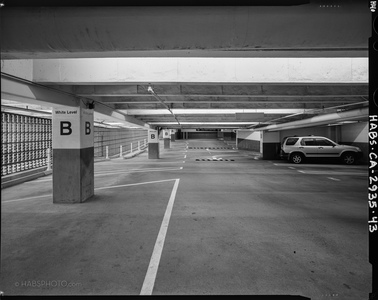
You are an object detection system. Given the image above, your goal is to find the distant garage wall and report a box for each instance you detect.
[237,130,261,152]
[188,132,218,139]
[278,127,329,141]
[180,129,218,139]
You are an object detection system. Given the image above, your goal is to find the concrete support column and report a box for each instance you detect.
[328,126,341,143]
[170,129,176,142]
[52,102,94,203]
[148,129,159,159]
[261,131,280,160]
[163,129,171,149]
[223,130,233,141]
[235,130,239,150]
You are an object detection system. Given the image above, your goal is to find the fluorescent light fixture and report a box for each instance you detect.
[124,109,304,115]
[148,122,257,125]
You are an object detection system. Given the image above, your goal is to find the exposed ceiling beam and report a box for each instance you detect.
[51,84,368,97]
[255,107,368,131]
[1,73,149,129]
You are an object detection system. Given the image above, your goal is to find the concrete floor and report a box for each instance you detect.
[0,139,371,298]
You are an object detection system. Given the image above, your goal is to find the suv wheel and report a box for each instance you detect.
[342,153,356,165]
[290,153,304,164]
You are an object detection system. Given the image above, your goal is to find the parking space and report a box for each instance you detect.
[1,139,370,298]
[273,162,367,184]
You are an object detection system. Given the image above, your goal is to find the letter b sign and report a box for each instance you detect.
[148,130,158,143]
[60,121,91,135]
[85,121,91,135]
[60,121,72,135]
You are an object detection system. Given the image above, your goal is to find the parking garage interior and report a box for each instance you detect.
[0,1,372,298]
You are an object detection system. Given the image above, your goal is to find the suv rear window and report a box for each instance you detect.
[285,138,299,146]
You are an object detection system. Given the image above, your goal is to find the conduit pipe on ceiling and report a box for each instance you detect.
[147,86,181,126]
[255,107,368,132]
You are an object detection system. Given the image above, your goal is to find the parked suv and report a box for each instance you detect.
[280,136,362,164]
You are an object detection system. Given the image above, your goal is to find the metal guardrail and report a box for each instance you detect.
[93,127,147,158]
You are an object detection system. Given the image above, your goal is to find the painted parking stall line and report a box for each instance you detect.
[328,177,341,181]
[95,178,178,191]
[23,167,184,183]
[95,168,182,177]
[140,179,180,295]
[4,179,179,203]
[298,170,366,176]
[3,194,52,203]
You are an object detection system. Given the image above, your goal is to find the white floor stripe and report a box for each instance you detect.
[96,166,182,172]
[328,177,341,181]
[3,194,52,203]
[95,168,181,176]
[3,179,178,202]
[140,179,180,295]
[23,168,183,183]
[273,163,366,170]
[98,161,185,165]
[95,178,178,191]
[301,171,366,176]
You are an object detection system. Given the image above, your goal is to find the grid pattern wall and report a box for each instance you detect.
[94,127,148,158]
[1,112,52,176]
[1,112,149,177]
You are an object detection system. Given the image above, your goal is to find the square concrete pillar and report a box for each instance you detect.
[148,129,159,159]
[52,102,94,203]
[163,129,171,149]
[261,131,280,160]
[170,129,176,142]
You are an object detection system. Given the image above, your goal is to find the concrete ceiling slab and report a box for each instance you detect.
[1,4,369,59]
[0,2,369,130]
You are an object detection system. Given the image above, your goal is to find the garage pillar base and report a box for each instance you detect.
[164,139,170,149]
[148,143,159,159]
[53,147,94,203]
